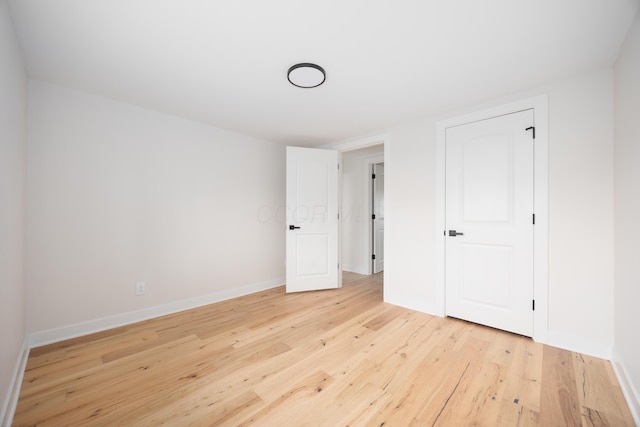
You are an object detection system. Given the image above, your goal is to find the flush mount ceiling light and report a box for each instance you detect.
[287,63,326,88]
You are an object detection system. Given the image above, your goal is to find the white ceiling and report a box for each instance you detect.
[8,0,639,145]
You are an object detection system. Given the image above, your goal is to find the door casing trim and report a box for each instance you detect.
[435,95,549,344]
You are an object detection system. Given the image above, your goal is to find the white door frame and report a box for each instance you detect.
[435,95,549,344]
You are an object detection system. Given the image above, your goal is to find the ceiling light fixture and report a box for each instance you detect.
[287,63,326,88]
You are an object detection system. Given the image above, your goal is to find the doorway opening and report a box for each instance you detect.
[285,134,388,296]
[340,144,384,277]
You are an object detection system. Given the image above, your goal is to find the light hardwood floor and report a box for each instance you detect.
[14,272,634,426]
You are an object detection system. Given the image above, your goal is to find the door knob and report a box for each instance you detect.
[289,225,301,230]
[448,230,464,237]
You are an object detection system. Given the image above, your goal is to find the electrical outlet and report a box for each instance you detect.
[135,282,146,296]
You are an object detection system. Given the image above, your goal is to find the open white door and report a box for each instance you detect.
[445,110,534,336]
[286,147,340,293]
[372,163,384,274]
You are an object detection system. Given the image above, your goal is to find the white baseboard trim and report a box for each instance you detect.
[612,348,640,426]
[546,331,612,360]
[383,293,438,317]
[342,265,369,275]
[1,337,29,427]
[28,277,285,348]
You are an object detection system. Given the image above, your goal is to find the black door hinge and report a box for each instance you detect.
[372,214,376,220]
[525,126,536,139]
[532,300,536,311]
[372,254,376,260]
[372,173,376,179]
[533,214,535,225]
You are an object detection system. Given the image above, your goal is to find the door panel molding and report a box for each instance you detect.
[436,95,549,344]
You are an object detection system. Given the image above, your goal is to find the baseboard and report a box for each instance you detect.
[341,264,354,273]
[612,348,640,426]
[0,337,29,427]
[28,277,284,348]
[546,331,612,360]
[384,293,438,316]
[342,265,369,275]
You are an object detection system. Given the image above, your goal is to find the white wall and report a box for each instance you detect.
[545,70,615,356]
[384,68,615,358]
[26,80,286,341]
[0,0,27,422]
[613,10,640,422]
[383,118,438,313]
[342,146,383,274]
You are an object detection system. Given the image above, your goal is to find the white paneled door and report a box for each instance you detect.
[372,163,384,274]
[445,110,535,336]
[286,147,340,293]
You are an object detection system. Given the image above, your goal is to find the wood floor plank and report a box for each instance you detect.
[539,344,583,426]
[573,353,636,426]
[14,334,207,426]
[13,272,634,426]
[237,370,336,426]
